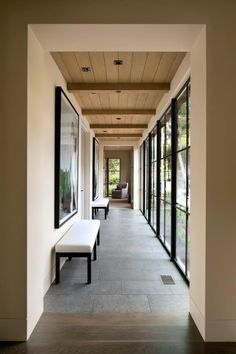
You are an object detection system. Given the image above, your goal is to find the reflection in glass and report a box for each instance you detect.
[160,200,165,241]
[177,88,187,151]
[176,208,186,272]
[165,157,171,203]
[151,196,157,231]
[166,110,172,156]
[165,202,171,250]
[160,159,165,199]
[152,129,157,161]
[176,150,187,208]
[161,125,165,158]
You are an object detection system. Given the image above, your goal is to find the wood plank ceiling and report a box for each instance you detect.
[51,52,186,140]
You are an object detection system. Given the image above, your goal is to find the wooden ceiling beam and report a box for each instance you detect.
[95,133,142,138]
[67,82,170,93]
[83,109,156,115]
[91,124,148,129]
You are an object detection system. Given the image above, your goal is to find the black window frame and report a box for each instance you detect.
[139,78,191,284]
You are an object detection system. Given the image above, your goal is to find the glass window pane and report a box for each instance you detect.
[176,150,187,208]
[176,209,187,273]
[188,83,191,147]
[177,88,187,151]
[151,196,157,231]
[166,110,172,156]
[160,159,165,199]
[165,156,171,203]
[144,139,149,218]
[161,122,165,158]
[187,148,190,211]
[152,128,157,161]
[160,200,165,241]
[140,145,143,210]
[165,202,171,251]
[152,162,157,196]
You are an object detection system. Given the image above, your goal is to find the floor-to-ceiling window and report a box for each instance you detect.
[159,107,172,251]
[139,79,191,282]
[174,81,191,278]
[144,137,150,220]
[150,126,157,231]
[140,143,144,214]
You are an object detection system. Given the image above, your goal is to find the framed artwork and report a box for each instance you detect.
[54,86,79,228]
[92,137,99,200]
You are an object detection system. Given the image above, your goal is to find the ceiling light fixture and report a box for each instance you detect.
[114,59,123,65]
[81,67,91,72]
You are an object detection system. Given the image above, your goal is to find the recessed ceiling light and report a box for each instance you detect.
[81,67,91,72]
[116,117,121,120]
[114,59,123,65]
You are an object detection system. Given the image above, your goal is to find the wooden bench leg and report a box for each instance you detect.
[55,253,60,284]
[87,254,92,284]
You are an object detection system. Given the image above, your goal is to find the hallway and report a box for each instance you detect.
[2,209,236,353]
[44,208,188,313]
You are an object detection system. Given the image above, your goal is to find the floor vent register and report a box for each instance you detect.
[161,275,175,285]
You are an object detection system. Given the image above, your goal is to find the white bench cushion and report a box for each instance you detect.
[55,220,100,253]
[91,198,109,208]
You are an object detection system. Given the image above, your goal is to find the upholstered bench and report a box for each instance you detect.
[55,219,100,284]
[91,197,109,219]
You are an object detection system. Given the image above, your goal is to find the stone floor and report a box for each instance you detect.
[44,208,189,313]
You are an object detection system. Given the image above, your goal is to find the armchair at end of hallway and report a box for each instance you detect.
[111,182,129,199]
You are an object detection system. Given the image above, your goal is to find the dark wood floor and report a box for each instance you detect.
[1,313,236,353]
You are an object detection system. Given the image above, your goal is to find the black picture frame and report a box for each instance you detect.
[55,86,79,228]
[92,137,99,200]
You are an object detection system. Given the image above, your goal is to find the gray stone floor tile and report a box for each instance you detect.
[93,295,151,313]
[148,294,189,313]
[44,294,94,312]
[122,280,173,295]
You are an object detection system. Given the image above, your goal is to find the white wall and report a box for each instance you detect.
[189,27,206,338]
[27,28,91,338]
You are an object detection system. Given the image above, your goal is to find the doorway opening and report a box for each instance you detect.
[104,158,121,197]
